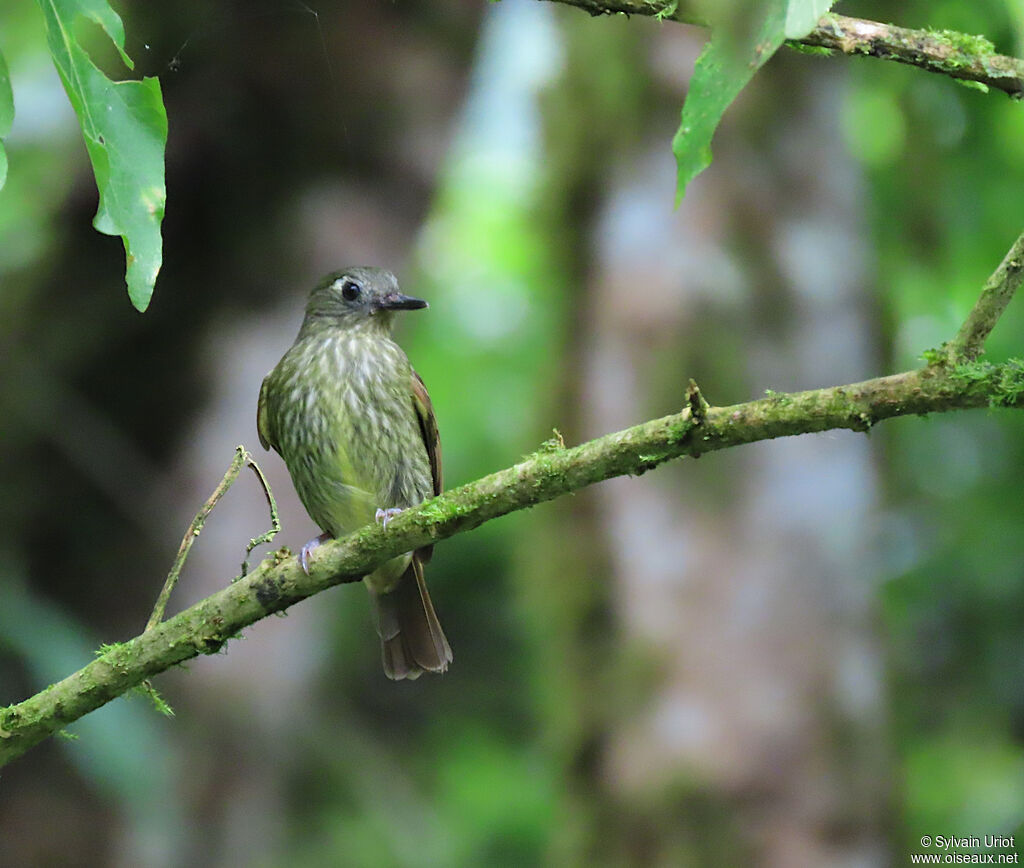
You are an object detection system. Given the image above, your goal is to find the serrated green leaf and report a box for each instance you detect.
[784,0,836,40]
[36,0,166,311]
[0,48,13,190]
[672,1,787,204]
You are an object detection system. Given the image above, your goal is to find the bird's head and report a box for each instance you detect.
[302,266,427,332]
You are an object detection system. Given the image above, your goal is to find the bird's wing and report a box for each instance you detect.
[410,369,442,496]
[256,375,277,452]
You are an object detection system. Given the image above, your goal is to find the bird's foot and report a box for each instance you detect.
[375,507,404,529]
[299,532,332,575]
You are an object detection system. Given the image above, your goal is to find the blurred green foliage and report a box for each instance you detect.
[0,48,13,188]
[1,0,1024,864]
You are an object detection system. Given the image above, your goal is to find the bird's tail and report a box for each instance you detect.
[372,553,452,680]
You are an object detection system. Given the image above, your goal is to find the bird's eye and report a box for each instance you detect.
[341,280,361,301]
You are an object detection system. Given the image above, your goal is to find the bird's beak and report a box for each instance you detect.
[375,292,429,311]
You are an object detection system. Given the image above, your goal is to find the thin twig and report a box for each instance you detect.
[145,446,248,632]
[239,456,280,578]
[945,230,1024,361]
[686,378,708,423]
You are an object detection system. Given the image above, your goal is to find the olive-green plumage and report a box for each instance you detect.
[257,267,451,680]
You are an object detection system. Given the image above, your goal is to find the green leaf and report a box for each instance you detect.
[0,48,13,190]
[784,0,836,40]
[36,0,167,311]
[672,1,788,203]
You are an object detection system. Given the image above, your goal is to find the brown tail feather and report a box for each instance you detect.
[372,553,452,680]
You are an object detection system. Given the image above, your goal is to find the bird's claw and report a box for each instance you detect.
[375,507,404,529]
[299,532,331,575]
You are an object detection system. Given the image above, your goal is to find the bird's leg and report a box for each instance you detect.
[299,532,332,575]
[375,507,404,529]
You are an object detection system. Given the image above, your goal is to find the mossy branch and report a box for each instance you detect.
[798,15,1023,97]
[946,233,1024,361]
[547,0,1024,97]
[2,362,1022,766]
[2,231,1022,769]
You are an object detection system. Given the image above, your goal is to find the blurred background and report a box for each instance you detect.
[2,0,1023,864]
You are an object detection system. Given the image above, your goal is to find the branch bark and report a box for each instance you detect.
[547,0,1024,97]
[799,15,1024,97]
[2,231,1022,769]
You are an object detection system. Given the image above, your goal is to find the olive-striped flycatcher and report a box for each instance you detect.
[257,267,451,680]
